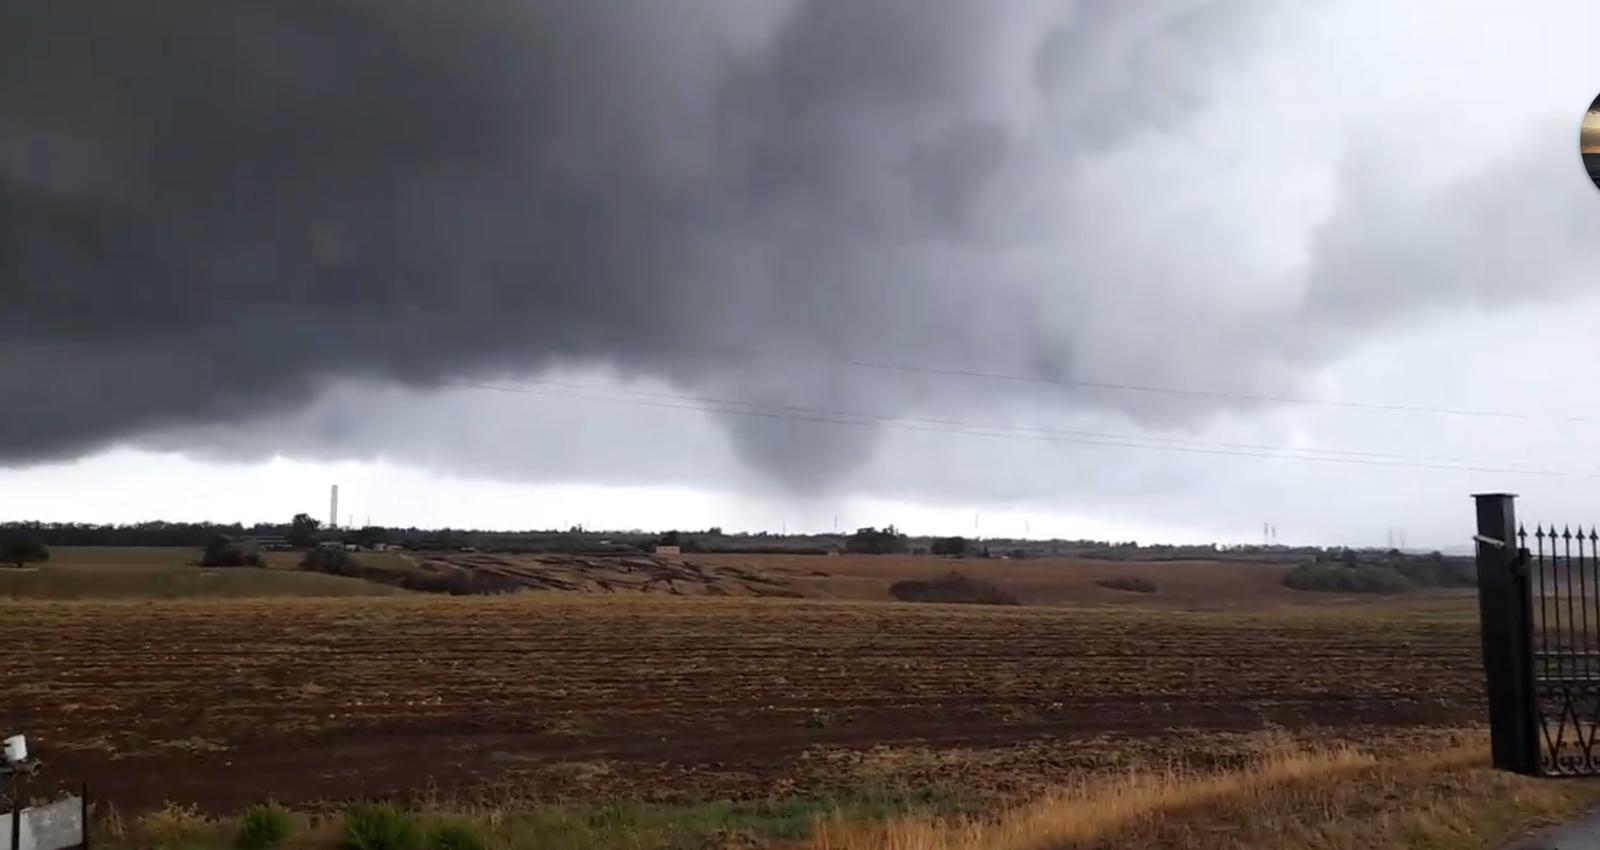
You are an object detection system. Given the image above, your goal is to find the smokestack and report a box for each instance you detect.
[330,484,339,529]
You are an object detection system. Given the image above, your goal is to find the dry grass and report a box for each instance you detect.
[809,744,1377,850]
[807,739,1600,850]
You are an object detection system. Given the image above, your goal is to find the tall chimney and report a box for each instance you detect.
[330,485,340,529]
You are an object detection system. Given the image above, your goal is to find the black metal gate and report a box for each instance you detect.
[1474,492,1600,776]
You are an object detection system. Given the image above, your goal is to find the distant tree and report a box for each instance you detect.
[1,537,48,569]
[660,530,682,547]
[353,525,388,549]
[846,526,909,555]
[930,536,968,557]
[288,513,321,549]
[428,528,457,550]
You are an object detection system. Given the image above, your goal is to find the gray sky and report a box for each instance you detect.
[3,1,1599,547]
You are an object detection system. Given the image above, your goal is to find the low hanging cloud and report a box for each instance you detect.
[2,0,1596,492]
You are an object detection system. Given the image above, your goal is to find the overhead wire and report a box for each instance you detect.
[598,339,1600,424]
[447,378,1590,480]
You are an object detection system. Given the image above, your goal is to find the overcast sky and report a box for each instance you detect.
[3,1,1599,548]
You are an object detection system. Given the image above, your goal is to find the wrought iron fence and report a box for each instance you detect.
[1473,493,1600,778]
[1526,524,1600,776]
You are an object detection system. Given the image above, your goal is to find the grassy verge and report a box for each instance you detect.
[95,740,1600,850]
[810,741,1600,850]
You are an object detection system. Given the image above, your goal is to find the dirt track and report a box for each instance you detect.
[2,595,1485,812]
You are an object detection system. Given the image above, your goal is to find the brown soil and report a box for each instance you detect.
[1,595,1485,814]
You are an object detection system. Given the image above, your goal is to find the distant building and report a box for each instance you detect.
[654,545,682,556]
[240,535,293,551]
[317,541,344,551]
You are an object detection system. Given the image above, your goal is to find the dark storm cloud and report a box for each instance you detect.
[4,0,1591,491]
[0,0,1279,485]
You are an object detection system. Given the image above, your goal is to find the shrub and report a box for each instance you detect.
[1096,576,1158,594]
[889,572,1020,606]
[236,803,291,850]
[341,804,418,850]
[1391,551,1475,588]
[1,536,49,568]
[201,535,262,568]
[427,823,485,850]
[1283,563,1414,594]
[930,536,968,556]
[301,547,356,575]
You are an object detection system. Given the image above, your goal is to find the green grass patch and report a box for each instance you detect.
[494,787,974,850]
[235,803,291,850]
[340,804,418,850]
[425,822,484,850]
[101,785,972,850]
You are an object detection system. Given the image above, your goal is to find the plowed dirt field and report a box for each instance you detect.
[2,594,1484,812]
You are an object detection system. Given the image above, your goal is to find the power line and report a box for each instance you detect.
[616,340,1597,424]
[459,377,1558,469]
[447,379,1588,479]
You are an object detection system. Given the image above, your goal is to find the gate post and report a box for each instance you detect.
[1473,492,1540,774]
